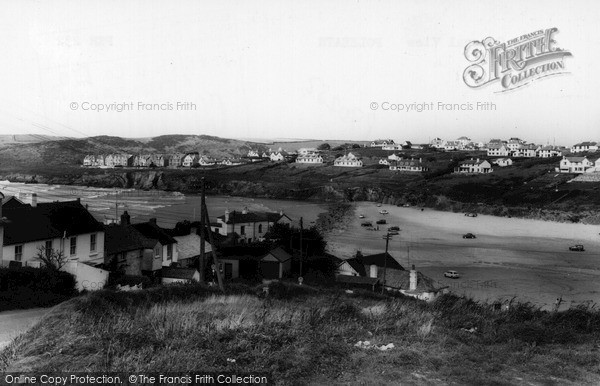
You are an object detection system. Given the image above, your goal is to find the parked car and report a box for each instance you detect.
[359,214,365,219]
[464,213,478,217]
[361,221,373,227]
[569,245,585,251]
[444,270,460,279]
[402,203,411,207]
[379,209,389,215]
[376,219,387,225]
[462,233,476,239]
[388,226,400,231]
[377,203,382,207]
[388,231,399,236]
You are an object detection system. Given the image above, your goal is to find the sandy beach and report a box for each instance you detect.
[327,203,600,310]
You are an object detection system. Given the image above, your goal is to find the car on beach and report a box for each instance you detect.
[444,270,460,279]
[361,221,373,227]
[387,231,399,236]
[379,209,389,215]
[462,233,476,239]
[402,203,411,207]
[464,213,478,217]
[376,219,387,225]
[569,245,585,252]
[358,214,365,219]
[388,226,400,231]
[377,203,382,207]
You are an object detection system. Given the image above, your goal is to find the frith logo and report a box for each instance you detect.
[463,28,572,91]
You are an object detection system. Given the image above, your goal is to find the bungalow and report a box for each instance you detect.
[557,156,596,174]
[385,265,445,302]
[454,158,493,174]
[132,218,178,267]
[220,158,244,166]
[198,156,217,166]
[259,247,292,279]
[182,152,199,167]
[571,142,598,153]
[334,152,363,167]
[536,146,562,158]
[387,153,402,161]
[493,158,513,167]
[513,144,539,158]
[487,144,510,157]
[213,208,292,243]
[297,148,318,156]
[2,197,107,291]
[371,139,395,148]
[270,151,290,162]
[247,150,260,157]
[296,154,323,164]
[382,144,402,150]
[389,158,428,172]
[161,267,200,284]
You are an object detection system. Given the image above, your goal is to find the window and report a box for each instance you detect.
[240,225,246,235]
[90,234,97,252]
[167,244,172,260]
[70,237,77,256]
[155,246,161,258]
[258,224,263,233]
[45,240,53,258]
[15,245,23,261]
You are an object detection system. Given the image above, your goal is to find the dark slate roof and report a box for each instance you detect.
[132,221,177,245]
[359,252,404,271]
[2,200,104,246]
[262,246,292,262]
[217,211,288,224]
[104,225,157,255]
[343,257,367,276]
[336,275,379,285]
[1,196,26,208]
[161,267,199,280]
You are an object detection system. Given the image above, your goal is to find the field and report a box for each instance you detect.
[2,283,600,385]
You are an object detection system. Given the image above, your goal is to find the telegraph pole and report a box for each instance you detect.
[381,232,395,294]
[199,178,224,292]
[199,178,206,283]
[299,217,303,278]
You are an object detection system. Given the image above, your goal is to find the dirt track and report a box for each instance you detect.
[327,203,600,310]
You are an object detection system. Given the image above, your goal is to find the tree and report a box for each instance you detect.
[317,143,331,151]
[35,246,68,271]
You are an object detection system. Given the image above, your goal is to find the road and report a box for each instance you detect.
[0,308,49,350]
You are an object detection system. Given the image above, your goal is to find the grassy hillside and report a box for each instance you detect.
[2,283,599,385]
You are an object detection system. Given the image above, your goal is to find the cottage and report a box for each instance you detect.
[570,142,598,153]
[537,146,562,158]
[334,152,363,167]
[513,144,539,158]
[456,136,472,148]
[387,153,402,161]
[429,138,445,148]
[213,208,292,243]
[296,154,323,164]
[168,153,185,167]
[182,152,200,167]
[378,159,390,166]
[220,158,244,166]
[370,139,395,148]
[1,196,107,291]
[132,218,178,267]
[487,144,510,157]
[259,247,292,279]
[198,156,216,166]
[557,156,596,173]
[493,158,513,167]
[390,158,428,172]
[247,150,260,157]
[385,265,445,302]
[442,140,460,151]
[454,158,493,174]
[161,267,200,284]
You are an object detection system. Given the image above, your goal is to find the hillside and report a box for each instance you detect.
[1,283,599,385]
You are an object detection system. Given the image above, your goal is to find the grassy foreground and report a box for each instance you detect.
[1,283,600,385]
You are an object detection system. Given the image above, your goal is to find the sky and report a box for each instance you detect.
[0,0,598,146]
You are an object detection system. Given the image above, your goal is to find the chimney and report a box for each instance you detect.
[225,209,230,222]
[149,218,157,225]
[190,226,197,235]
[31,193,37,207]
[279,209,284,216]
[369,264,378,279]
[121,211,131,226]
[476,158,480,163]
[242,207,248,214]
[409,264,417,291]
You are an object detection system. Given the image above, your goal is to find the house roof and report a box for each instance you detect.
[564,156,587,162]
[385,270,442,293]
[1,196,25,208]
[359,252,404,270]
[459,159,488,166]
[342,257,367,276]
[104,225,157,255]
[161,267,199,280]
[173,233,212,260]
[132,221,177,245]
[3,200,104,245]
[395,159,424,167]
[217,210,289,225]
[574,141,597,147]
[262,246,292,262]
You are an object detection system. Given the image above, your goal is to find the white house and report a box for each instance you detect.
[247,150,260,157]
[296,154,323,164]
[557,156,596,174]
[382,144,402,150]
[390,158,428,172]
[334,152,363,167]
[161,267,200,284]
[182,153,199,167]
[537,146,562,158]
[429,138,445,148]
[132,218,179,267]
[213,208,292,243]
[513,144,539,158]
[487,144,510,157]
[388,153,402,161]
[493,158,513,167]
[570,142,598,153]
[198,156,216,166]
[442,140,460,151]
[456,136,472,148]
[454,158,493,174]
[371,139,395,148]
